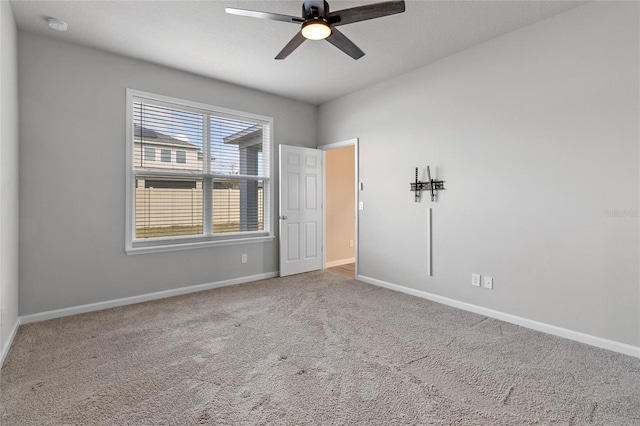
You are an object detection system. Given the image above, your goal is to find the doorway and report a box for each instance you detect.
[320,139,358,279]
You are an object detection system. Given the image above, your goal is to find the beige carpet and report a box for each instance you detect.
[1,271,639,425]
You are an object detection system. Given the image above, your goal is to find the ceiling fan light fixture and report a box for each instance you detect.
[301,20,331,40]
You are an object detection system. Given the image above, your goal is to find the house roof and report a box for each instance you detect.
[223,125,263,146]
[134,124,198,149]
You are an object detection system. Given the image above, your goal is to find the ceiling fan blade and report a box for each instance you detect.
[327,0,405,27]
[225,8,304,24]
[326,28,365,60]
[275,32,307,60]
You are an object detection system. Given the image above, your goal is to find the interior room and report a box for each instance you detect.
[1,1,638,424]
[324,143,356,278]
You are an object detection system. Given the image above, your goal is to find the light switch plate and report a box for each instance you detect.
[472,273,481,287]
[483,276,493,289]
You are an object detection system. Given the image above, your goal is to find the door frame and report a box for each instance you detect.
[317,138,359,278]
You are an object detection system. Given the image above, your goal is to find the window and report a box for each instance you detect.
[160,149,172,163]
[126,90,273,254]
[144,147,156,161]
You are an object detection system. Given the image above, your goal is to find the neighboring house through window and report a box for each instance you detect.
[126,89,273,254]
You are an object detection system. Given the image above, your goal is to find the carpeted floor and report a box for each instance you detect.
[1,271,639,425]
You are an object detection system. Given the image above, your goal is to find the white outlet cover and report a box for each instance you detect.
[472,273,481,287]
[483,276,493,289]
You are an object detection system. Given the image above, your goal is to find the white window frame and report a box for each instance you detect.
[125,89,275,255]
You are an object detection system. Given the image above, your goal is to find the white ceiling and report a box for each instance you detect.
[10,0,585,105]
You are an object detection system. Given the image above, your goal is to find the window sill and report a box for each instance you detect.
[125,234,275,255]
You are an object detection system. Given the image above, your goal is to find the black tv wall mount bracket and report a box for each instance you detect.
[410,166,445,202]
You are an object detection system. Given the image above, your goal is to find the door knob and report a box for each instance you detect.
[281,216,287,220]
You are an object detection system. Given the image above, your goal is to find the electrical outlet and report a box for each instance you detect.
[472,273,481,287]
[349,240,354,248]
[483,276,493,289]
[241,254,247,264]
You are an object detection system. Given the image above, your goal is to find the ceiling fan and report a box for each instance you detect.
[225,1,406,60]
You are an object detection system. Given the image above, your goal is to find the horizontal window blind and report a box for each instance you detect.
[212,179,264,234]
[129,92,271,247]
[135,177,203,238]
[211,119,266,176]
[134,102,204,173]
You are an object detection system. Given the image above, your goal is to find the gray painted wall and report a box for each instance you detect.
[1,1,20,354]
[318,2,639,346]
[18,32,317,316]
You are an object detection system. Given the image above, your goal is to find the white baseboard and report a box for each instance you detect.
[1,318,20,368]
[357,275,640,359]
[326,258,356,268]
[20,272,279,325]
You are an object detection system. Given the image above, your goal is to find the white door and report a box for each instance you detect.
[279,145,323,276]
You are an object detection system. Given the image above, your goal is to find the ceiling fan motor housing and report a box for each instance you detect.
[303,1,330,19]
[301,1,332,40]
